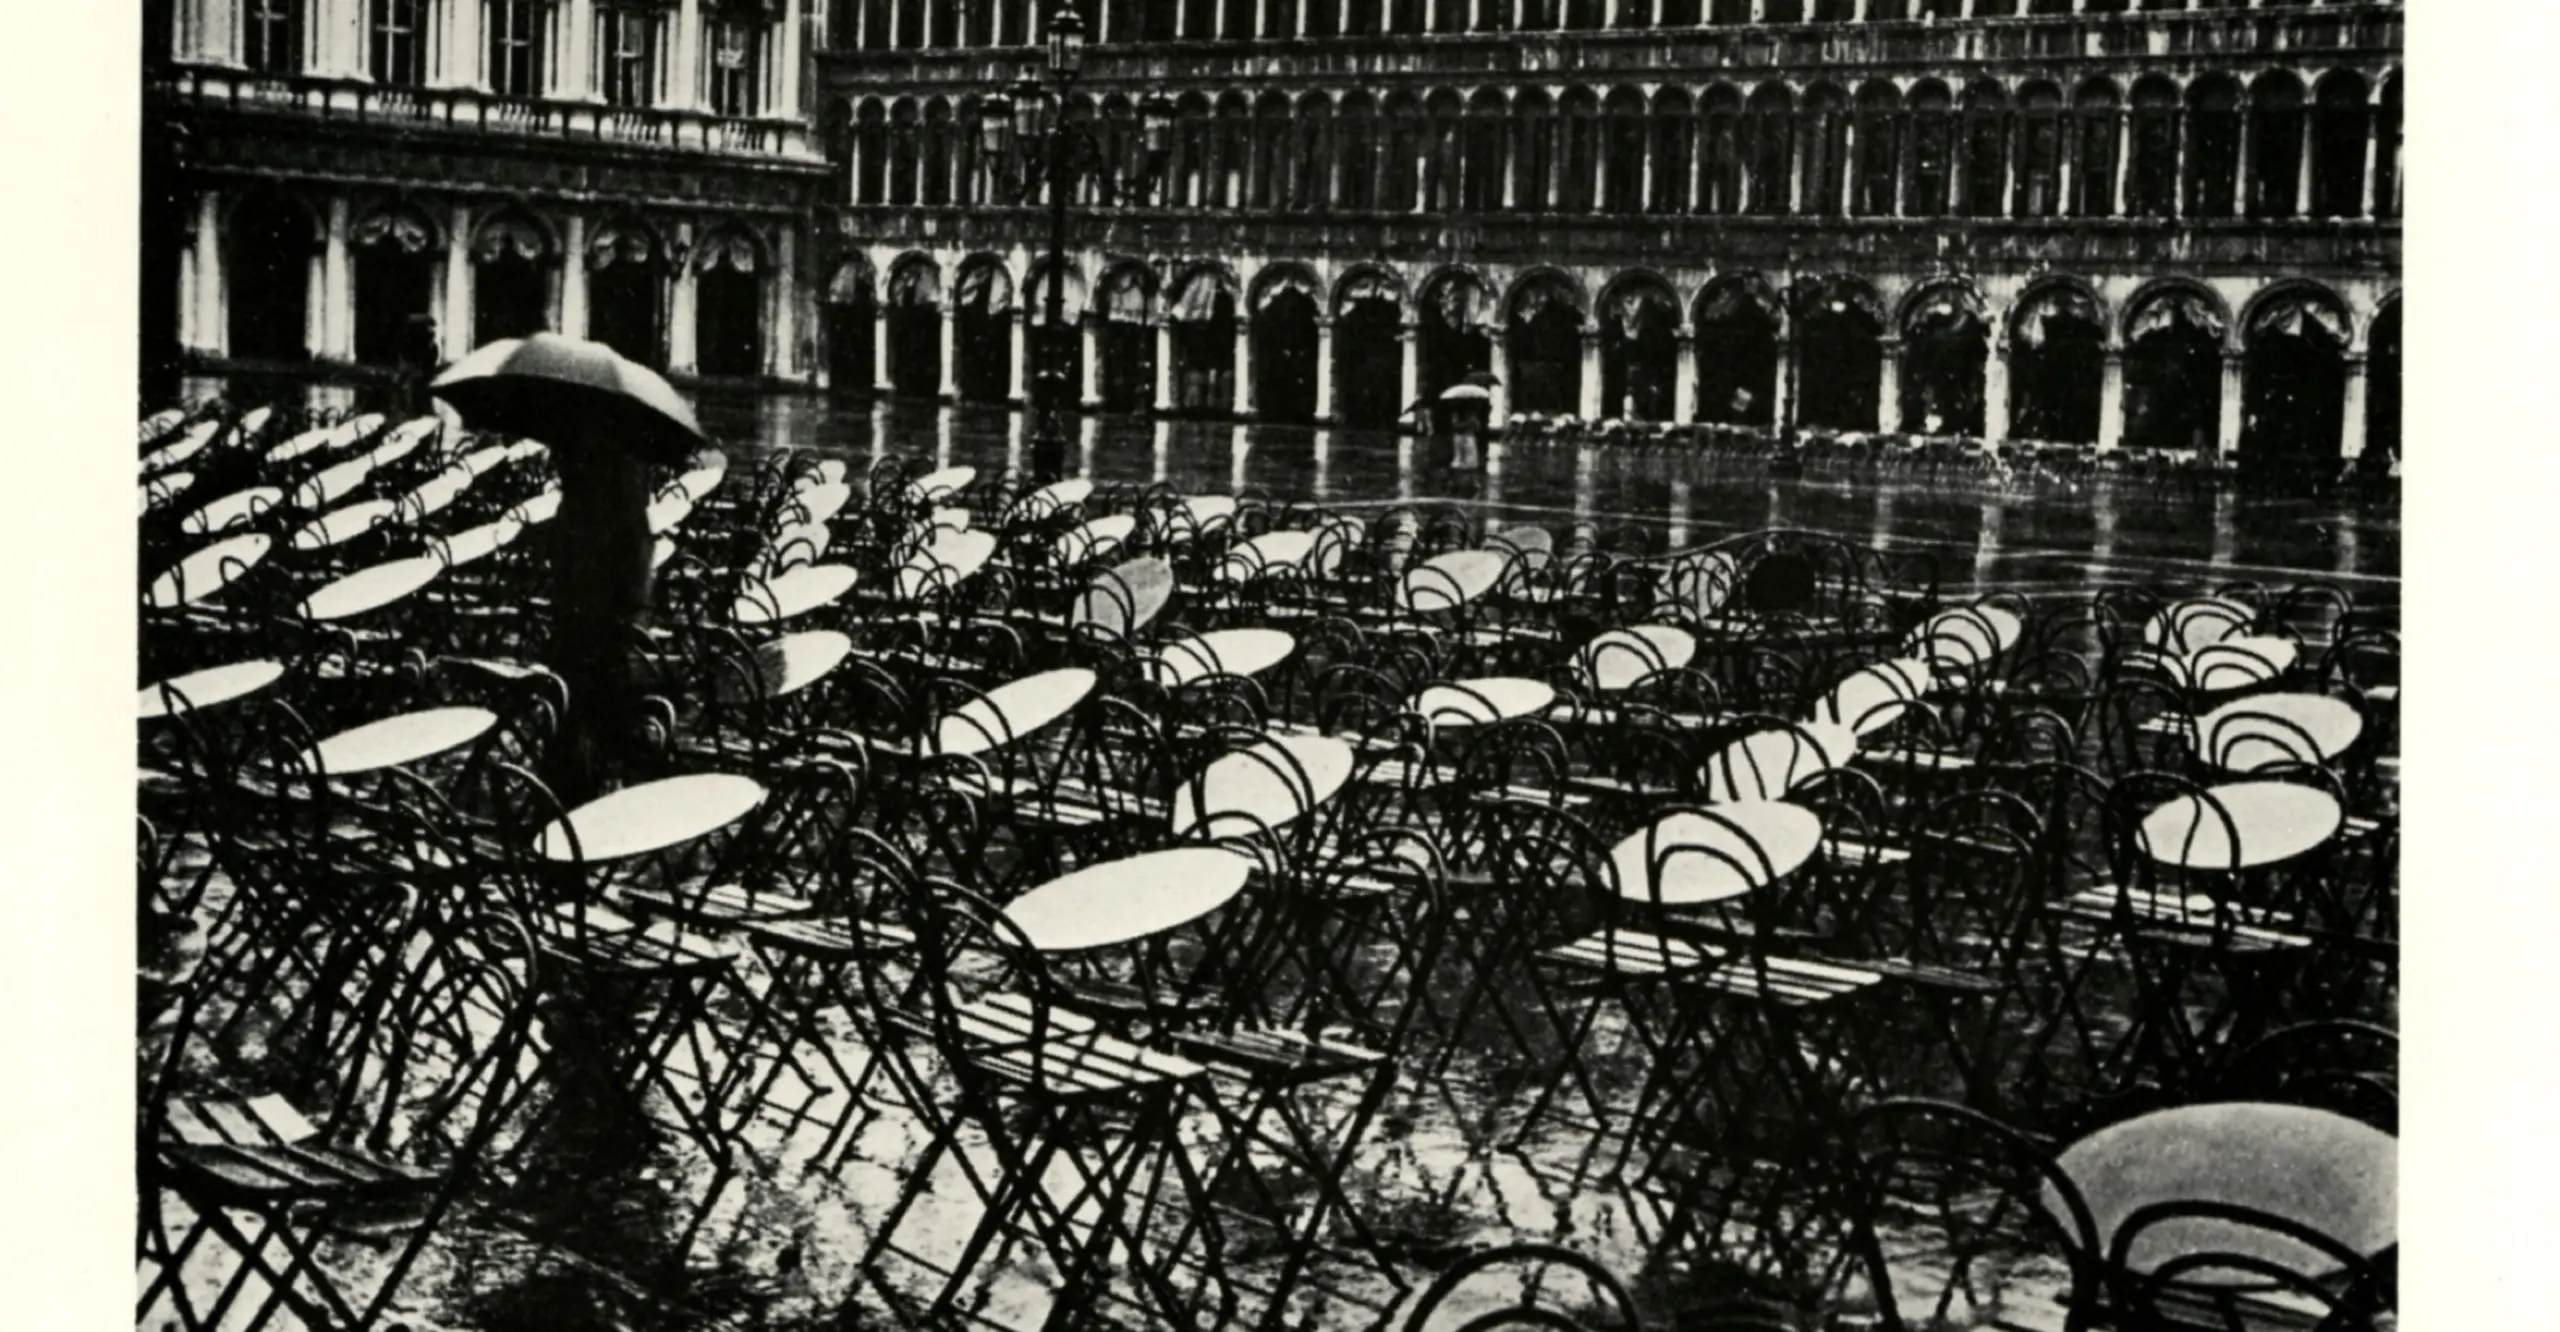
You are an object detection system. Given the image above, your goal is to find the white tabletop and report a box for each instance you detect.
[2182,636,2300,694]
[1705,723,1856,803]
[301,555,444,623]
[926,505,973,533]
[538,772,767,863]
[1219,529,1315,582]
[2198,692,2365,773]
[1399,548,1507,614]
[1148,628,1298,688]
[511,486,563,525]
[292,456,376,512]
[734,563,860,626]
[793,481,854,524]
[1003,845,1255,953]
[503,438,548,464]
[432,516,526,569]
[304,706,498,777]
[456,444,513,478]
[1413,676,1557,727]
[1056,513,1138,567]
[148,534,272,609]
[396,469,471,523]
[905,464,977,503]
[365,427,428,468]
[674,452,727,499]
[2139,780,2343,870]
[292,497,397,551]
[264,427,336,467]
[138,658,286,721]
[142,471,197,514]
[182,486,283,536]
[1820,658,1936,736]
[892,528,997,601]
[2051,1102,2394,1279]
[140,424,215,475]
[766,519,833,565]
[1008,477,1092,522]
[646,490,695,535]
[936,666,1098,757]
[1487,526,1556,570]
[1611,802,1825,906]
[1071,556,1173,639]
[2145,596,2256,654]
[1577,625,1698,693]
[1306,516,1366,578]
[720,630,854,704]
[1173,494,1239,537]
[1172,734,1355,839]
[1662,550,1740,619]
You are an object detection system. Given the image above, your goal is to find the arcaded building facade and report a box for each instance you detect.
[812,0,2401,475]
[143,0,831,394]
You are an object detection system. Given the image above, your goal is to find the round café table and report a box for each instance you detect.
[1009,477,1092,522]
[767,519,833,564]
[793,481,854,524]
[1663,551,1740,619]
[718,630,854,704]
[1003,845,1257,954]
[142,471,197,515]
[1306,516,1365,578]
[2146,597,2256,655]
[433,515,526,569]
[891,528,996,601]
[646,490,695,536]
[1071,556,1174,640]
[1219,530,1315,583]
[139,659,286,721]
[1705,722,1856,803]
[1909,605,2021,668]
[652,536,679,571]
[301,555,444,623]
[926,506,974,534]
[734,563,860,626]
[1577,625,1698,693]
[364,426,429,468]
[148,533,273,609]
[1413,677,1557,728]
[2198,693,2364,774]
[512,486,563,525]
[936,666,1098,757]
[1172,734,1355,838]
[292,498,397,552]
[798,459,850,490]
[291,456,375,512]
[1820,657,1936,736]
[1610,801,1825,906]
[537,772,767,863]
[395,469,471,524]
[1488,526,1556,572]
[181,486,283,537]
[1173,494,1239,538]
[2049,1102,2394,1281]
[2181,636,2300,695]
[675,452,728,499]
[141,423,217,474]
[1057,514,1139,567]
[1399,548,1507,614]
[264,427,336,467]
[906,464,977,504]
[455,444,513,479]
[2138,780,2343,871]
[1148,628,1297,688]
[303,706,498,778]
[503,439,549,465]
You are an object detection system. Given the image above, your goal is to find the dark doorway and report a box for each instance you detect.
[2009,289,2105,444]
[1172,288,1238,416]
[2241,302,2348,482]
[1344,295,1413,429]
[696,265,763,378]
[2365,301,2400,463]
[955,265,1014,404]
[475,255,551,344]
[1599,285,1678,422]
[826,296,876,399]
[1692,284,1777,427]
[226,195,315,363]
[886,264,943,399]
[353,241,435,368]
[1901,295,1989,435]
[1794,297,1880,431]
[590,259,664,369]
[1253,288,1320,425]
[1507,285,1583,416]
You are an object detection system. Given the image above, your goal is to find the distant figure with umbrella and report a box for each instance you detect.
[431,333,706,805]
[1434,371,1499,471]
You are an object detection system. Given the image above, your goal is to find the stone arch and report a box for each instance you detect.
[471,205,559,263]
[1596,270,1681,422]
[2006,277,2110,445]
[466,206,556,347]
[1331,263,1408,318]
[1094,259,1158,414]
[1503,267,1589,325]
[953,252,1016,403]
[2120,278,2230,454]
[1790,273,1887,432]
[822,253,878,399]
[1894,277,1989,338]
[2237,278,2354,353]
[1248,261,1325,316]
[223,188,323,363]
[884,251,945,399]
[2120,278,2232,350]
[1899,280,1992,435]
[348,200,442,368]
[585,213,667,367]
[1168,262,1241,415]
[693,223,767,379]
[1021,256,1088,325]
[1506,268,1588,416]
[2238,278,2353,476]
[1251,262,1324,425]
[1166,262,1241,324]
[350,199,443,255]
[1693,274,1783,428]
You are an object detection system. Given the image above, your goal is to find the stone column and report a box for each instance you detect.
[673,0,704,110]
[191,190,224,357]
[1009,311,1028,405]
[1878,336,1903,433]
[560,0,598,99]
[2112,106,2133,216]
[2294,106,2315,219]
[1314,316,1336,422]
[2359,88,2382,218]
[316,0,363,77]
[443,201,474,360]
[322,196,353,361]
[1771,338,1795,430]
[443,0,483,87]
[1577,327,1603,420]
[1080,318,1102,408]
[1674,330,1697,423]
[2216,350,2245,456]
[1983,334,2011,445]
[936,305,957,399]
[780,0,804,116]
[668,226,700,373]
[1398,324,1419,425]
[2338,353,2368,460]
[560,214,590,339]
[1232,322,1251,418]
[1154,321,1175,412]
[769,228,798,379]
[872,303,891,393]
[1487,335,1508,428]
[2096,347,2125,452]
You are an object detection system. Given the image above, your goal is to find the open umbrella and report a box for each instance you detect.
[430,333,705,465]
[1438,383,1493,403]
[1462,370,1501,388]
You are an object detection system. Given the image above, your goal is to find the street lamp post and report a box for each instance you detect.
[978,9,1175,483]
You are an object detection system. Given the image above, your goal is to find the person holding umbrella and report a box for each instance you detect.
[431,333,706,805]
[1436,370,1499,471]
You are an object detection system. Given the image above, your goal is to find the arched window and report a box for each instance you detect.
[2186,74,2243,220]
[1266,0,1299,37]
[1701,85,1745,216]
[1566,0,1603,30]
[1652,89,1695,215]
[2123,285,2225,453]
[1168,268,1239,415]
[1425,90,1466,214]
[1514,90,1556,212]
[952,95,982,205]
[2008,284,2106,444]
[1215,93,1253,209]
[1854,82,1901,217]
[888,99,921,205]
[1096,265,1157,413]
[1900,286,1989,437]
[862,0,891,50]
[1603,88,1649,215]
[1254,93,1294,210]
[2374,74,2401,220]
[2366,298,2401,462]
[920,100,952,206]
[2241,285,2352,478]
[1344,0,1380,36]
[1661,0,1698,25]
[588,220,665,368]
[1747,85,1795,216]
[2129,75,2180,218]
[856,101,887,204]
[1693,280,1779,426]
[1800,83,1851,218]
[1184,0,1218,41]
[1292,94,1332,212]
[1381,91,1425,213]
[1558,89,1602,214]
[1337,93,1378,210]
[1172,92,1214,207]
[472,211,555,345]
[2311,71,2370,219]
[2015,81,2065,219]
[1958,80,2009,219]
[1145,0,1180,41]
[1710,0,1749,20]
[822,258,876,400]
[964,0,995,46]
[1464,91,1511,213]
[1304,0,1339,37]
[1000,0,1032,44]
[2072,79,2121,218]
[2248,71,2308,220]
[1907,81,1955,218]
[896,0,925,47]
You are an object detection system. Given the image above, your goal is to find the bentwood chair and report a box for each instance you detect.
[1398,1242,1648,1332]
[2107,1202,2390,1332]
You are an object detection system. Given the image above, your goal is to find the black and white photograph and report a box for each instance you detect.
[98,0,2452,1328]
